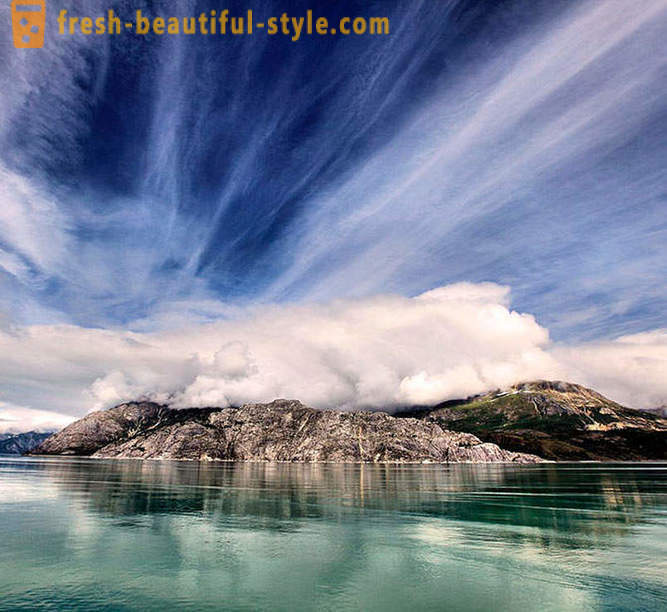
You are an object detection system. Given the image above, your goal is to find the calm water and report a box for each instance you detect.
[0,458,665,611]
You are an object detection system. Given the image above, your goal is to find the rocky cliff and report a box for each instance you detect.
[405,381,667,461]
[32,400,540,463]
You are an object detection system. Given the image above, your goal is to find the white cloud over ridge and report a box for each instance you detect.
[0,283,665,431]
[0,401,76,434]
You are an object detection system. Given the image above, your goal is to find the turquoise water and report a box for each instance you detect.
[0,458,665,611]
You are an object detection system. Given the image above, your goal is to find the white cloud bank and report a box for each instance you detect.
[0,283,665,431]
[0,401,76,434]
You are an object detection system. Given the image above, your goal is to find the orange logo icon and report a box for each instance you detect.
[11,0,46,48]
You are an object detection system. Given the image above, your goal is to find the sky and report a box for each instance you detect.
[0,0,665,431]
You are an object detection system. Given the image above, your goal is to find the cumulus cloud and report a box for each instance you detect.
[0,283,665,431]
[159,283,556,409]
[553,330,667,410]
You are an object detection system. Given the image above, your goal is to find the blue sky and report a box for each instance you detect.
[0,0,665,427]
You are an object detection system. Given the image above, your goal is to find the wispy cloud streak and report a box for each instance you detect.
[259,0,667,339]
[0,0,664,339]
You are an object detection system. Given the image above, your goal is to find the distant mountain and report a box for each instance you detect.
[0,431,54,455]
[403,381,667,461]
[643,406,667,419]
[31,400,540,463]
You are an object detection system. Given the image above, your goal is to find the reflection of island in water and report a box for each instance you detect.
[23,458,666,535]
[2,458,666,611]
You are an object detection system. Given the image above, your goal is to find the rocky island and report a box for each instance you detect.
[32,381,666,463]
[32,399,540,463]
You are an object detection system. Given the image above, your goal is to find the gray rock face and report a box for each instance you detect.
[33,400,541,463]
[32,403,169,456]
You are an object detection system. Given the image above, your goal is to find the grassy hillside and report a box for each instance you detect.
[405,381,666,461]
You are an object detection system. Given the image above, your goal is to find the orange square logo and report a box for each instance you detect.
[11,0,46,48]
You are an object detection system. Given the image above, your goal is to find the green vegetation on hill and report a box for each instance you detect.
[406,381,666,461]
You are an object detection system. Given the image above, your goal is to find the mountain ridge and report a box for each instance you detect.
[31,380,666,462]
[402,380,666,460]
[0,431,54,455]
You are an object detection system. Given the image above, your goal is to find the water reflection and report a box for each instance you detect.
[4,458,666,539]
[0,458,665,611]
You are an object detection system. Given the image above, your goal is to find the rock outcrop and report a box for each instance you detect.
[404,381,667,461]
[32,400,541,463]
